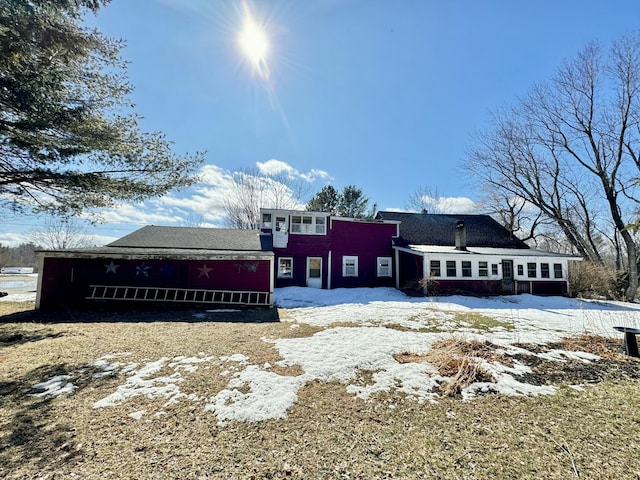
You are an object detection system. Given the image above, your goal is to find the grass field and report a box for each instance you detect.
[1,300,640,479]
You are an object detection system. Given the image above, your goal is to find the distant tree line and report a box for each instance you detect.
[0,243,39,270]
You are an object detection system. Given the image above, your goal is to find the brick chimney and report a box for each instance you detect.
[455,220,467,251]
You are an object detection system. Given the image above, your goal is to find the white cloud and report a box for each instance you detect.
[257,159,332,183]
[436,196,477,214]
[386,197,478,215]
[256,159,296,177]
[0,232,32,248]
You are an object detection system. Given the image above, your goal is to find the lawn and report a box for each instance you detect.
[1,289,640,479]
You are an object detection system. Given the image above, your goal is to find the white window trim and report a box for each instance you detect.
[290,214,327,235]
[342,256,359,277]
[277,257,293,279]
[377,257,392,277]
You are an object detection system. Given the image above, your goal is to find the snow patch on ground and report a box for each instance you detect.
[26,287,640,423]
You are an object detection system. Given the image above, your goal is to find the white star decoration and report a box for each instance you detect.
[104,261,119,274]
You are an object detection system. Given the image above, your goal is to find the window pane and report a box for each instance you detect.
[479,261,488,277]
[446,261,456,277]
[262,213,272,228]
[527,263,536,278]
[343,256,358,277]
[278,258,292,278]
[291,216,301,233]
[430,260,441,277]
[377,257,391,277]
[554,263,563,278]
[315,217,326,234]
[462,261,472,277]
[541,263,550,278]
[517,265,524,276]
[491,264,498,275]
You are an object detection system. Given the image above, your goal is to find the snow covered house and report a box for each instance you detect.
[259,208,400,289]
[376,212,581,296]
[36,226,274,310]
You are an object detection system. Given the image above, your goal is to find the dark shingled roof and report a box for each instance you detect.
[376,212,529,249]
[107,226,269,251]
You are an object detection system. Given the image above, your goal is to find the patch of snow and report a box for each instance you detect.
[30,375,77,398]
[129,410,145,420]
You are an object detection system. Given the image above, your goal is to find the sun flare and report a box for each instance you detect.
[238,8,270,79]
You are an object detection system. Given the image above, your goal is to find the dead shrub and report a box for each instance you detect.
[568,261,618,299]
[395,339,509,397]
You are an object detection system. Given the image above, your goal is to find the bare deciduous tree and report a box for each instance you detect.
[466,32,640,299]
[223,167,307,229]
[30,218,97,250]
[406,186,445,213]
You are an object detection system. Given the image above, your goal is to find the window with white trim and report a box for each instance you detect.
[479,261,488,277]
[553,263,563,278]
[290,214,327,234]
[446,261,456,277]
[491,264,498,275]
[430,260,441,277]
[377,257,392,277]
[262,213,272,228]
[527,262,537,278]
[278,258,293,278]
[461,261,472,277]
[342,256,358,277]
[541,263,550,278]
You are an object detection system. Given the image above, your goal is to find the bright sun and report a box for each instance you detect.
[238,11,270,79]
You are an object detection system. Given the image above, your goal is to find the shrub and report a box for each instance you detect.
[568,261,618,299]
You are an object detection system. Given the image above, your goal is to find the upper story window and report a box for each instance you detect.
[527,262,537,278]
[262,213,272,228]
[291,214,327,235]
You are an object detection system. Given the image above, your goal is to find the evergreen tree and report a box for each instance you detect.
[306,185,339,214]
[306,184,375,219]
[0,0,203,217]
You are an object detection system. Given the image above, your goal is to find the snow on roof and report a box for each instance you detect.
[404,244,582,258]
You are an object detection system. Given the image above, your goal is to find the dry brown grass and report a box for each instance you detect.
[2,303,640,479]
[395,338,512,397]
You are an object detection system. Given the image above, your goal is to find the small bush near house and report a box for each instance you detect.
[568,261,618,299]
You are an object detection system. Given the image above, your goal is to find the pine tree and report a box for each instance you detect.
[0,0,203,217]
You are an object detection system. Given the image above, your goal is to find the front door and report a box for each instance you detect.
[306,257,322,288]
[501,259,515,294]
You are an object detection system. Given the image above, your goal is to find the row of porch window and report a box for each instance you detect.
[277,256,393,279]
[430,260,563,279]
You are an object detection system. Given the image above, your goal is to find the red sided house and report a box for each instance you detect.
[259,209,400,289]
[376,212,582,296]
[36,226,274,310]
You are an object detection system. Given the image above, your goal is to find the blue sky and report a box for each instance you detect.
[3,0,640,246]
